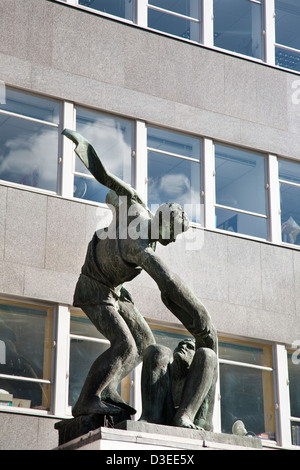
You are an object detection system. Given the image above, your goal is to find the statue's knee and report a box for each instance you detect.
[143,344,172,369]
[196,347,217,367]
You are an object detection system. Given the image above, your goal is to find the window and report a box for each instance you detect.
[279,159,300,245]
[219,339,275,440]
[78,0,134,21]
[0,88,60,193]
[68,311,130,408]
[147,0,201,42]
[214,143,268,239]
[74,108,133,204]
[275,0,300,72]
[213,0,264,60]
[287,351,300,446]
[0,300,53,412]
[147,126,202,223]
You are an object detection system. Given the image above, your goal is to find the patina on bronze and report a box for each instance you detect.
[63,129,217,430]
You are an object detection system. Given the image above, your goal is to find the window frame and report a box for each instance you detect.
[0,298,55,416]
[0,87,62,196]
[213,141,270,241]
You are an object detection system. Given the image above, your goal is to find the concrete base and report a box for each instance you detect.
[54,420,263,451]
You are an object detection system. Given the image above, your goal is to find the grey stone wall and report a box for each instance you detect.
[0,412,59,450]
[0,0,300,160]
[0,0,299,345]
[0,185,299,345]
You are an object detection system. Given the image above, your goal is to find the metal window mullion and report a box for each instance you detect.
[61,101,75,199]
[69,334,109,345]
[273,344,292,448]
[52,305,71,417]
[278,178,300,188]
[268,154,281,243]
[202,0,213,46]
[264,0,276,65]
[219,358,273,372]
[0,374,51,384]
[136,0,148,27]
[0,109,59,128]
[147,147,200,163]
[147,4,200,23]
[275,43,300,54]
[203,138,215,230]
[135,120,148,204]
[215,203,268,219]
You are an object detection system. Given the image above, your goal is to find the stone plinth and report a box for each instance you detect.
[54,420,263,451]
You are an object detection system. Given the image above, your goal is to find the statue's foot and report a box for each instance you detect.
[72,396,121,418]
[172,415,204,430]
[103,390,136,415]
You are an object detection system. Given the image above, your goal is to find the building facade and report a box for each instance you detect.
[0,0,300,450]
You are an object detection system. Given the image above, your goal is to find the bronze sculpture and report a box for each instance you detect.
[63,129,217,430]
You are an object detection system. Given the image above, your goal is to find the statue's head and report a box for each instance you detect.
[152,203,189,246]
[173,338,195,370]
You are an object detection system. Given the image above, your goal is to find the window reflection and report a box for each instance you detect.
[279,160,300,245]
[147,127,201,223]
[219,341,275,440]
[75,108,133,204]
[0,89,59,193]
[0,302,52,410]
[68,312,109,407]
[214,0,263,60]
[78,0,134,20]
[215,144,268,239]
[148,0,201,41]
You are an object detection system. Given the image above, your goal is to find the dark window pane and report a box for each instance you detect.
[214,0,263,59]
[215,144,267,215]
[275,0,300,50]
[78,0,133,20]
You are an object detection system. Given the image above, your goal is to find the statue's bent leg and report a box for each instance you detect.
[72,303,137,417]
[139,344,174,425]
[172,347,218,430]
[102,295,155,411]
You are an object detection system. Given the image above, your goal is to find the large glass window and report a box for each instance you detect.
[0,88,60,193]
[0,301,53,411]
[213,0,264,60]
[78,0,134,21]
[147,126,202,223]
[215,143,268,239]
[287,351,300,446]
[279,159,300,245]
[275,0,300,72]
[219,340,275,440]
[147,0,201,42]
[74,108,133,204]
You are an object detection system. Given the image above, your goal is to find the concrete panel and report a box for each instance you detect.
[4,189,47,268]
[0,412,59,450]
[24,266,77,304]
[227,236,262,309]
[261,243,296,315]
[0,260,25,297]
[45,196,86,274]
[224,56,257,123]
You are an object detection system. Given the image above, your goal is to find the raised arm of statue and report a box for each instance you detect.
[126,244,216,351]
[62,128,146,207]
